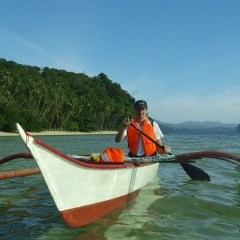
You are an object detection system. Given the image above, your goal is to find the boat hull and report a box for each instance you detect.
[61,188,141,227]
[16,123,159,227]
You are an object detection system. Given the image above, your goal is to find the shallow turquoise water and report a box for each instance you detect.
[0,133,239,239]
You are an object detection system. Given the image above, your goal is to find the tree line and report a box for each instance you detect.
[0,58,135,132]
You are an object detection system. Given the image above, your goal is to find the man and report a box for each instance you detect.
[115,100,171,157]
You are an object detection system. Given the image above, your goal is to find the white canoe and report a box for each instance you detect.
[16,123,162,228]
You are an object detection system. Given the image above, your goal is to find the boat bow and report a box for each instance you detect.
[16,123,159,227]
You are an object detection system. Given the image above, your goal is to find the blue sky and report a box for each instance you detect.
[1,0,239,124]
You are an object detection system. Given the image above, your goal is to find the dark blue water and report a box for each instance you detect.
[0,133,239,239]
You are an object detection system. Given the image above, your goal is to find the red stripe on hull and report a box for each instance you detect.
[60,188,141,228]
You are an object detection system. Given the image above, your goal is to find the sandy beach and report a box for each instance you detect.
[0,130,117,137]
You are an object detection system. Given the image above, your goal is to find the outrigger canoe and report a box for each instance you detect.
[0,123,239,228]
[15,123,176,227]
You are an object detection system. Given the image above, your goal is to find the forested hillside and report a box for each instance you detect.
[0,58,135,132]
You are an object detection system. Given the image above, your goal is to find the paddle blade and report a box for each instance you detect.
[180,163,210,181]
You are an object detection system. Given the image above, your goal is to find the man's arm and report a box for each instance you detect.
[115,118,131,143]
[115,126,127,143]
[153,122,171,154]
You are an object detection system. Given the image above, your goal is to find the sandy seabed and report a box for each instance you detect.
[0,130,117,137]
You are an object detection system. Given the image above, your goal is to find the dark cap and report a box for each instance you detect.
[134,100,148,109]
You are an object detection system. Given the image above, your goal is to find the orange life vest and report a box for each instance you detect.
[100,148,124,162]
[127,118,157,156]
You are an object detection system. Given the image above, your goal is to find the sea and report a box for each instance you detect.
[0,132,239,240]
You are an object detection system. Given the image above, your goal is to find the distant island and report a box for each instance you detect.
[154,120,240,134]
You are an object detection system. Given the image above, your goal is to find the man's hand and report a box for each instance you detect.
[122,118,132,128]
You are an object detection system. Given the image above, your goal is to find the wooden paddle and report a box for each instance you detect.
[130,122,210,181]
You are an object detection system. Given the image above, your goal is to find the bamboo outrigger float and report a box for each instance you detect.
[0,123,239,227]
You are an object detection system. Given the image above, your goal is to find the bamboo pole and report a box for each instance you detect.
[0,168,40,180]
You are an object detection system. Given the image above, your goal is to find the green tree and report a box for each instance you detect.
[0,59,135,132]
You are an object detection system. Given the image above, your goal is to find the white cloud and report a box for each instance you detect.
[3,28,45,53]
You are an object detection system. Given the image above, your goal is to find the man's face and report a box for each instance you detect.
[134,107,148,121]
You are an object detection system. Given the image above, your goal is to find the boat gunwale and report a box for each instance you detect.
[32,134,156,170]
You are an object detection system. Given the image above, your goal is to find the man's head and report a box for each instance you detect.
[134,100,148,110]
[134,100,148,122]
